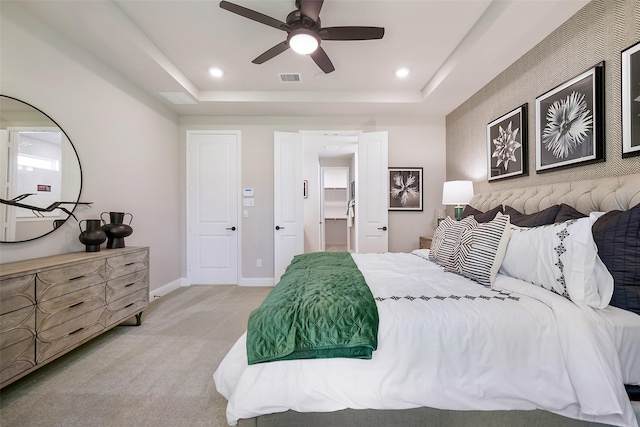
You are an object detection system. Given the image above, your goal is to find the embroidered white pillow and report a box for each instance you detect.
[498,216,613,308]
[456,213,512,286]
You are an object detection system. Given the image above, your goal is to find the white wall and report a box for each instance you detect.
[0,3,182,292]
[179,117,447,280]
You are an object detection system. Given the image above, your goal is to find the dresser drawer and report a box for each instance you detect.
[36,284,106,333]
[105,249,149,280]
[0,274,36,315]
[0,337,36,386]
[105,288,148,326]
[37,259,106,302]
[36,306,106,363]
[105,269,148,304]
[1,305,36,350]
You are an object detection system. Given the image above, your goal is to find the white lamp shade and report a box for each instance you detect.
[442,180,474,205]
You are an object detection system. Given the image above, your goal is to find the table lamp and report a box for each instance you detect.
[442,180,474,221]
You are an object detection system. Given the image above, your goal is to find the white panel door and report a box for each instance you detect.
[274,131,304,283]
[357,131,388,253]
[187,130,239,285]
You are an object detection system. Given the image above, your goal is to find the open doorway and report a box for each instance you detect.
[302,133,357,254]
[320,166,350,252]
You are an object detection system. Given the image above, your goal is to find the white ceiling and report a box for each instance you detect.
[15,0,589,117]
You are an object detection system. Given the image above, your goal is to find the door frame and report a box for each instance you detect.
[185,130,241,285]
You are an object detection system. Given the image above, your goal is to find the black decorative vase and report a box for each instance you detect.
[79,219,107,252]
[101,211,133,249]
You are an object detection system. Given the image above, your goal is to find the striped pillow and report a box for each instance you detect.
[437,216,478,271]
[455,213,511,286]
[428,216,455,262]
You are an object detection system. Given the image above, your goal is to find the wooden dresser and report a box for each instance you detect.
[0,247,149,388]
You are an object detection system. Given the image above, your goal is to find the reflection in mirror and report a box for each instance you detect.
[0,95,82,242]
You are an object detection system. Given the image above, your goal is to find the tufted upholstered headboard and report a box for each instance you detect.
[469,173,640,214]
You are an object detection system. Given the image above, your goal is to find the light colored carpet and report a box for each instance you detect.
[0,285,271,427]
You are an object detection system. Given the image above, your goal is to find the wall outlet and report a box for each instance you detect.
[256,259,262,268]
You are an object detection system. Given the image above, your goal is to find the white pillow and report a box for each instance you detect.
[454,213,512,286]
[498,216,613,308]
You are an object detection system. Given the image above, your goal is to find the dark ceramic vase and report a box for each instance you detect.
[79,219,107,252]
[100,211,133,249]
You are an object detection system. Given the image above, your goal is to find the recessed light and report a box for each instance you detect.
[208,67,224,78]
[395,67,410,78]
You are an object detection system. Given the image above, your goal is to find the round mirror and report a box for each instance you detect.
[0,95,83,243]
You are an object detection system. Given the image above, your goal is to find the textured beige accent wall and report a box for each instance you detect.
[446,0,640,196]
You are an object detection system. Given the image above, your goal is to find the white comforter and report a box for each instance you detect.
[214,251,637,427]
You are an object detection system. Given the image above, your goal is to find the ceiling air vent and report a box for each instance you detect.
[278,73,302,83]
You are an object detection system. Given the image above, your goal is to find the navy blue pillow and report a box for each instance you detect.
[592,203,640,316]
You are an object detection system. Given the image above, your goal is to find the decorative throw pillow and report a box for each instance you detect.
[499,217,613,308]
[591,203,640,316]
[437,216,478,272]
[504,205,561,227]
[462,205,503,223]
[555,203,587,223]
[455,213,512,286]
[428,216,455,263]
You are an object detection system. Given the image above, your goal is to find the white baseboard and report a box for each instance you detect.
[149,278,187,300]
[238,277,274,287]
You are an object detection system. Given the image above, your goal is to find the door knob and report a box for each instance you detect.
[275,225,285,230]
[378,226,387,231]
[226,226,236,231]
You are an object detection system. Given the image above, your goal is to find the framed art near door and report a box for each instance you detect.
[487,104,528,181]
[622,41,640,158]
[535,62,604,172]
[389,167,423,211]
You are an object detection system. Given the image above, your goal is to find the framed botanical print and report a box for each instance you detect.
[535,62,605,172]
[622,41,640,158]
[486,104,528,181]
[389,167,423,211]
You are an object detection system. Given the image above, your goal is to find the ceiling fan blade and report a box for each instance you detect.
[252,41,290,64]
[310,46,335,74]
[320,26,385,41]
[299,0,323,22]
[220,1,287,31]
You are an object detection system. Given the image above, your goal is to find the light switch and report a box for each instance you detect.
[243,198,254,207]
[243,210,249,217]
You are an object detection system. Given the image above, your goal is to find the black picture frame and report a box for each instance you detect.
[535,62,605,173]
[622,41,640,158]
[486,104,528,181]
[389,167,423,211]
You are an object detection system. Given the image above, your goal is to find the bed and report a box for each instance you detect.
[214,173,640,427]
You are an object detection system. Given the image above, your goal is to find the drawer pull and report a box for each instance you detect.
[69,327,84,335]
[125,282,135,287]
[124,303,134,308]
[69,275,85,281]
[125,262,135,266]
[69,301,85,309]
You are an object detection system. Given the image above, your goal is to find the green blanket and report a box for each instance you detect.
[246,252,379,365]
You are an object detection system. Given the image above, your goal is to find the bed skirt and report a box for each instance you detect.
[237,408,614,427]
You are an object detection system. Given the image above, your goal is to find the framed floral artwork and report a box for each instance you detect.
[389,167,422,211]
[622,41,640,158]
[535,62,604,172]
[486,104,528,181]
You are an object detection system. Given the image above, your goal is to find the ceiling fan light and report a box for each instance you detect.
[289,32,319,55]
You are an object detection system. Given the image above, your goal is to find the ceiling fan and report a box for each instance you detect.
[219,0,385,73]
